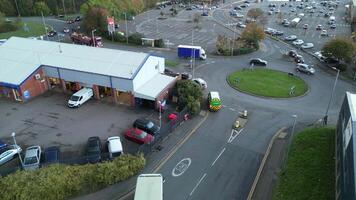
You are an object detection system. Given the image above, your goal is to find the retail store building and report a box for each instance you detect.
[0,37,177,108]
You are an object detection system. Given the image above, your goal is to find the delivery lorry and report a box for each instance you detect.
[134,174,163,200]
[290,17,301,27]
[178,45,207,60]
[70,32,103,47]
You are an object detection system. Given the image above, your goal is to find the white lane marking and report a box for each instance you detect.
[211,147,226,167]
[228,128,244,143]
[229,107,236,111]
[172,158,192,177]
[190,173,207,196]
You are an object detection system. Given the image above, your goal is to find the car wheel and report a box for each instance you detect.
[296,68,300,72]
[307,71,311,75]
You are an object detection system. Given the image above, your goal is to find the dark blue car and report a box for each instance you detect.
[44,146,60,164]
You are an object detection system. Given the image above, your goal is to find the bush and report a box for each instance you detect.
[154,38,165,48]
[335,64,347,72]
[0,154,145,200]
[0,23,17,33]
[128,32,145,45]
[105,31,127,43]
[217,47,256,56]
[176,80,203,115]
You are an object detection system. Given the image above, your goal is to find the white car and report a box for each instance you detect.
[284,35,297,41]
[23,145,41,170]
[107,136,123,159]
[292,39,304,45]
[234,13,244,18]
[314,51,326,61]
[301,43,314,49]
[192,78,207,89]
[321,30,328,36]
[0,145,22,165]
[298,13,305,17]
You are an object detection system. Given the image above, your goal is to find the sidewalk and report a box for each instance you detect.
[71,111,208,200]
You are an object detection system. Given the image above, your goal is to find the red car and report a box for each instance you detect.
[124,128,154,144]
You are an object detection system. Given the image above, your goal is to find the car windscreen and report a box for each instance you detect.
[147,122,154,129]
[139,132,147,139]
[70,95,80,101]
[24,156,38,165]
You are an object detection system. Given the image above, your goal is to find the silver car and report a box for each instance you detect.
[0,145,22,165]
[296,63,315,75]
[23,145,41,170]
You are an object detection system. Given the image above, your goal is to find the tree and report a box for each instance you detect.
[0,0,16,16]
[33,2,51,16]
[322,38,356,63]
[246,8,263,20]
[192,13,201,28]
[241,23,264,46]
[18,0,34,16]
[82,7,108,35]
[258,14,269,29]
[45,0,58,15]
[176,80,202,115]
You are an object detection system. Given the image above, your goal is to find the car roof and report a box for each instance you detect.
[108,137,123,153]
[25,146,40,157]
[210,91,220,99]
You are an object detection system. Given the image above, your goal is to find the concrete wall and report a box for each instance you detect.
[132,56,165,91]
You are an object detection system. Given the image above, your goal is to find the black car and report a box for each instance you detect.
[250,58,267,66]
[288,50,298,58]
[295,55,305,63]
[181,72,192,80]
[133,118,160,136]
[75,16,82,22]
[47,30,57,37]
[273,30,284,36]
[164,69,180,77]
[67,19,74,24]
[86,137,101,163]
[234,6,242,10]
[44,146,60,164]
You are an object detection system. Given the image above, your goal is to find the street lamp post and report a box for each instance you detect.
[91,29,97,47]
[124,13,128,44]
[283,114,298,168]
[11,132,23,167]
[14,0,20,17]
[324,67,340,125]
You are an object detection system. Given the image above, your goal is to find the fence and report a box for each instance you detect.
[138,107,189,155]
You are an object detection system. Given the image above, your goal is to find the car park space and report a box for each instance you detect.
[0,92,163,174]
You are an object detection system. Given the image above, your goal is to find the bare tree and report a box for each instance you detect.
[247,8,264,20]
[193,13,201,28]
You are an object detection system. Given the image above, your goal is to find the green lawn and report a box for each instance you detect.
[273,127,335,200]
[165,60,180,67]
[0,22,47,39]
[227,68,308,98]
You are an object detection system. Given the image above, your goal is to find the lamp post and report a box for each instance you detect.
[11,132,23,167]
[283,114,298,168]
[91,29,97,47]
[324,67,340,125]
[124,13,128,44]
[14,0,20,17]
[291,114,298,137]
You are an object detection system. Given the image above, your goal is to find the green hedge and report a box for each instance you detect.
[128,32,144,45]
[0,23,18,33]
[217,47,256,56]
[0,154,145,200]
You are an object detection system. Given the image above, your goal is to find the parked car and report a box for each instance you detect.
[236,22,246,28]
[75,16,82,22]
[284,35,297,41]
[303,24,308,29]
[23,145,41,170]
[0,140,7,149]
[273,30,284,36]
[314,51,327,61]
[67,88,93,108]
[181,72,192,80]
[301,43,314,49]
[264,28,276,35]
[234,6,242,10]
[283,21,290,27]
[330,23,336,29]
[295,55,305,63]
[164,68,180,77]
[86,137,101,163]
[66,19,74,24]
[201,12,209,16]
[47,30,57,37]
[288,50,298,58]
[63,27,70,33]
[321,29,328,36]
[316,24,322,30]
[192,78,207,89]
[296,63,315,74]
[250,58,267,66]
[0,145,22,166]
[107,136,123,159]
[44,146,60,164]
[124,128,154,144]
[292,39,304,46]
[133,118,160,136]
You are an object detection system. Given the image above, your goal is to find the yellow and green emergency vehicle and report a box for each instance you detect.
[208,91,222,111]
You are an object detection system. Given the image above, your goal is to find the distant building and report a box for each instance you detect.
[336,92,356,200]
[0,37,177,109]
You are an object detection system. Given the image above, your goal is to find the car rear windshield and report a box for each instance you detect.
[24,156,38,165]
[70,95,80,101]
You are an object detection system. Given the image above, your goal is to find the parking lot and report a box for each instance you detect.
[0,91,162,172]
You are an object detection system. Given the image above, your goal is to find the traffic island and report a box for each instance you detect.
[227,68,308,98]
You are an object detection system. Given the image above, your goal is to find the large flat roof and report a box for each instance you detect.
[0,37,150,86]
[134,74,176,101]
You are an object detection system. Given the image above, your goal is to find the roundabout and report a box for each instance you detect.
[227,68,308,98]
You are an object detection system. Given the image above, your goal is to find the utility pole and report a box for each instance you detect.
[324,67,340,125]
[41,12,48,40]
[91,29,97,47]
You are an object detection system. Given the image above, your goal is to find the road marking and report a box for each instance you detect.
[228,128,243,143]
[172,158,192,177]
[190,173,207,196]
[229,107,236,112]
[211,147,226,167]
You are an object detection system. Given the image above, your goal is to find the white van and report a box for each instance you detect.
[329,16,336,24]
[67,88,93,108]
[107,136,123,159]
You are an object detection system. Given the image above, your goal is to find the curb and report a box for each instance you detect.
[246,127,286,200]
[117,111,209,200]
